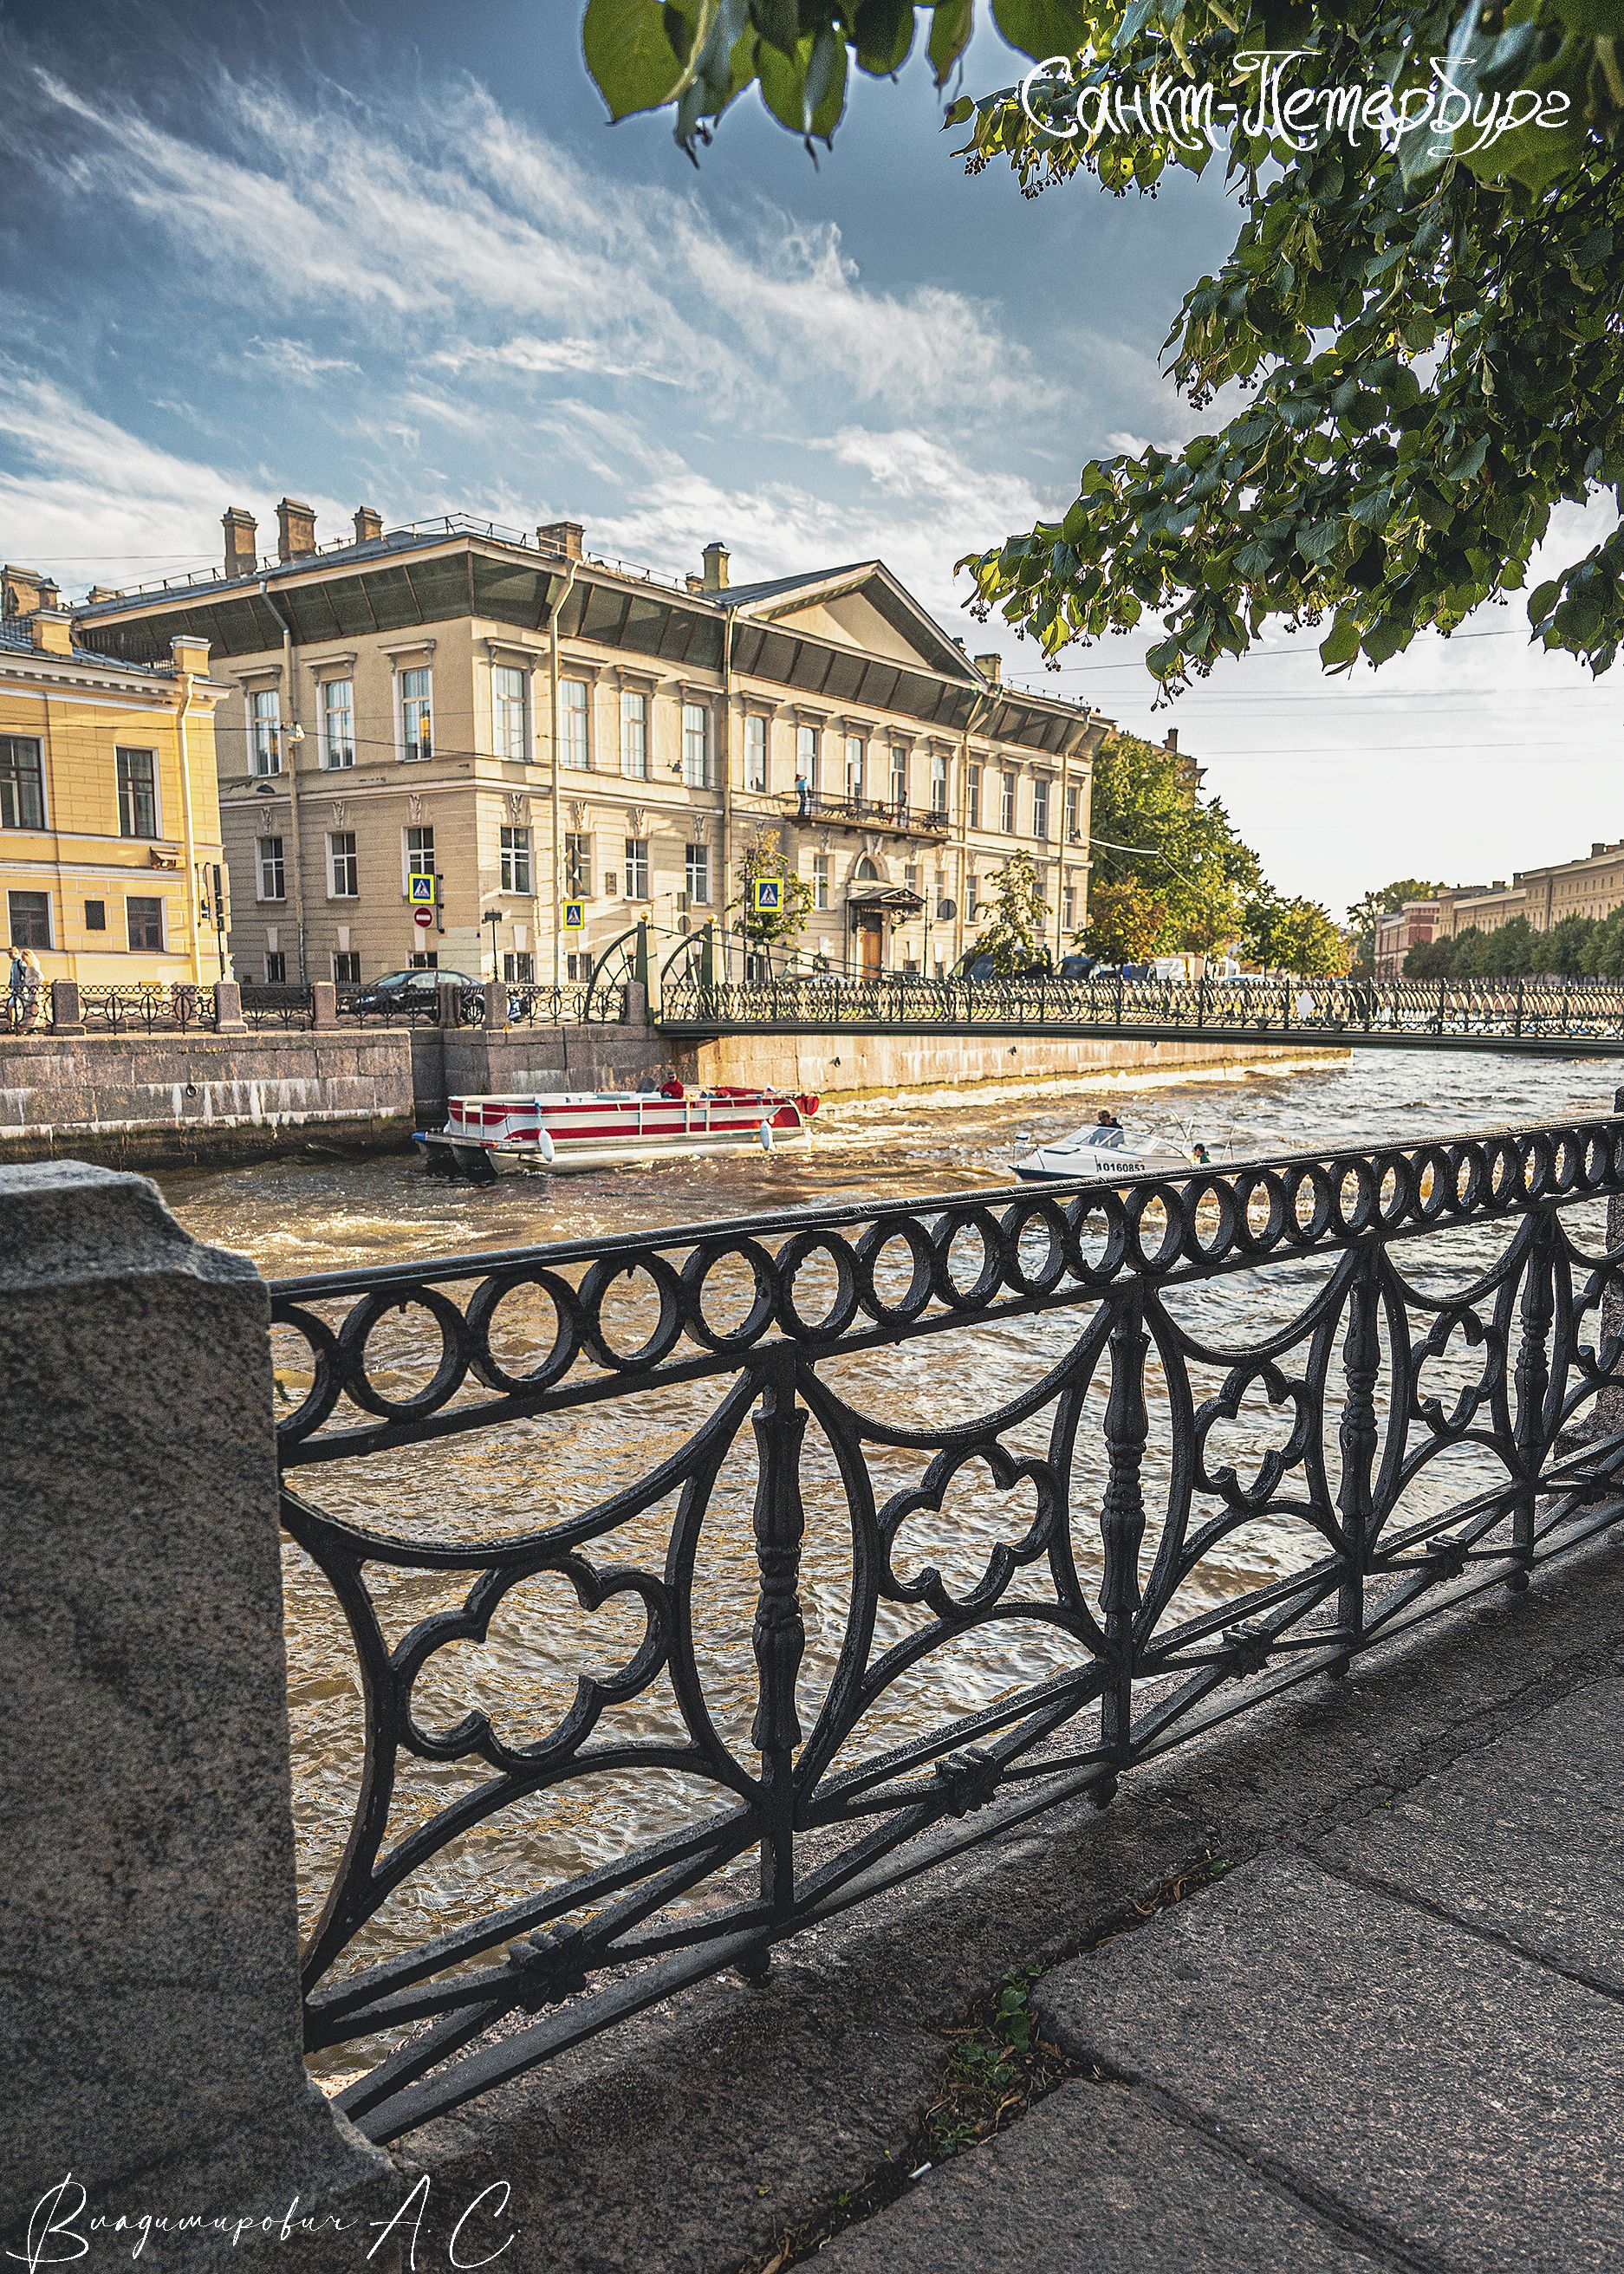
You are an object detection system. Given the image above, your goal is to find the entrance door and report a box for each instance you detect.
[858,918,884,979]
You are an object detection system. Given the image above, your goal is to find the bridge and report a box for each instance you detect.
[654,971,1624,1056]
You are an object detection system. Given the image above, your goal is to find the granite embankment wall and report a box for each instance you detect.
[0,1028,415,1168]
[0,1019,1336,1170]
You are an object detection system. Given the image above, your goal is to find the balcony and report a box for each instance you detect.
[787,790,952,840]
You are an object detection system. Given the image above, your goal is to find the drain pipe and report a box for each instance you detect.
[549,552,581,989]
[259,578,309,985]
[172,659,204,984]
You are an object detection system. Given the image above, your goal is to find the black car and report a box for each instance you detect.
[352,967,483,1017]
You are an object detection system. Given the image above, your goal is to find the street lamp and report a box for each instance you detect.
[483,906,503,980]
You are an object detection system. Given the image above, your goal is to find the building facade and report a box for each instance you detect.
[74,505,1102,991]
[0,601,228,984]
[1374,897,1440,978]
[1436,840,1624,945]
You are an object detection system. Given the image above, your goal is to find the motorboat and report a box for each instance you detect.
[1014,1119,1212,1184]
[417,1081,821,1179]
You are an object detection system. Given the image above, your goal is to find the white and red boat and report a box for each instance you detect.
[417,1081,821,1178]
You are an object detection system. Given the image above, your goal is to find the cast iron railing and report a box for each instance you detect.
[71,982,218,1034]
[659,972,1624,1048]
[270,1119,1624,2141]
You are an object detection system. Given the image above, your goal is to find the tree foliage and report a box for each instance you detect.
[1407,906,1624,974]
[1242,881,1351,973]
[972,848,1051,970]
[1086,727,1262,954]
[1084,876,1168,960]
[731,826,815,945]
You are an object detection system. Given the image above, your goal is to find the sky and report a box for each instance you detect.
[0,0,1617,919]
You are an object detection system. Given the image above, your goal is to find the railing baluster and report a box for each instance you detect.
[748,1346,809,1956]
[1510,1211,1557,1591]
[1332,1244,1381,1675]
[1098,1291,1149,1796]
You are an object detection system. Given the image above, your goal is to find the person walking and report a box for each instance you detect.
[17,947,43,1030]
[7,945,26,1032]
[794,770,811,820]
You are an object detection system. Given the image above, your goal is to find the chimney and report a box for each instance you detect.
[1164,727,1179,754]
[170,632,211,678]
[222,508,257,579]
[29,608,74,655]
[354,505,383,547]
[1592,842,1606,857]
[702,540,730,593]
[685,574,705,594]
[2,565,48,617]
[537,520,583,560]
[86,585,120,604]
[974,652,1002,685]
[276,497,317,562]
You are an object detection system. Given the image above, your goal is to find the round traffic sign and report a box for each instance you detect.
[413,906,434,929]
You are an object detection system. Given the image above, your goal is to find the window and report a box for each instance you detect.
[624,838,649,900]
[1062,884,1076,932]
[333,950,361,984]
[257,835,286,900]
[250,689,281,776]
[265,951,287,983]
[558,679,590,769]
[322,679,354,769]
[1000,771,1017,834]
[931,751,948,815]
[565,951,589,981]
[796,724,821,789]
[503,951,536,983]
[966,766,981,829]
[1032,777,1051,841]
[682,702,710,788]
[685,841,711,905]
[405,826,435,890]
[116,748,158,840]
[1064,782,1081,841]
[890,747,908,809]
[813,854,829,911]
[126,894,164,953]
[564,832,590,898]
[8,888,50,947]
[745,715,768,793]
[408,950,438,971]
[493,664,528,762]
[84,899,106,932]
[400,666,432,761]
[966,873,979,920]
[0,736,45,828]
[844,736,864,800]
[620,690,648,779]
[500,826,532,894]
[905,861,919,896]
[328,831,359,897]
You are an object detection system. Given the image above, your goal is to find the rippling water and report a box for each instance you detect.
[155,1048,1621,2035]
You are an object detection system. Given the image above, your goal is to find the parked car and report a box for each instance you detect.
[1056,952,1098,981]
[352,967,483,1016]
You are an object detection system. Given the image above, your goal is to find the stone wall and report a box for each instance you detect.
[670,1029,1341,1098]
[0,1028,414,1168]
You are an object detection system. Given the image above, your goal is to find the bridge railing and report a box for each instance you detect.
[659,972,1624,1038]
[270,1118,1624,2141]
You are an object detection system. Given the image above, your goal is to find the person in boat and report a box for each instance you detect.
[1095,1108,1121,1127]
[1192,1142,1212,1164]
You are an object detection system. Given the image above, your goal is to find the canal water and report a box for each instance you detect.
[156,1049,1621,2026]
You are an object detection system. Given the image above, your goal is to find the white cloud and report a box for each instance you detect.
[242,337,362,385]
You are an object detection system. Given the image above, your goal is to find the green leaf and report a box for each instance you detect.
[1320,608,1361,666]
[750,0,801,55]
[990,0,1090,64]
[854,0,914,76]
[927,0,975,82]
[802,20,848,136]
[581,0,690,118]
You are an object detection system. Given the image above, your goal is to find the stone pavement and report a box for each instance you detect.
[817,1673,1624,2274]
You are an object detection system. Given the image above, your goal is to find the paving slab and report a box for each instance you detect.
[1036,1852,1624,2274]
[814,2075,1391,2273]
[1314,1673,1624,1991]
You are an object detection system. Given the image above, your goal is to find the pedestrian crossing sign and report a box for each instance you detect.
[752,876,783,915]
[407,873,436,906]
[562,900,586,931]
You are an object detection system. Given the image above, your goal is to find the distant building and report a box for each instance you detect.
[0,594,228,984]
[1374,898,1440,978]
[1435,839,1624,946]
[74,504,1107,988]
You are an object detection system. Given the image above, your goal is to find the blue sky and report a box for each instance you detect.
[3,0,1618,914]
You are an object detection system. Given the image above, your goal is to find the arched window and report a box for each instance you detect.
[854,856,879,883]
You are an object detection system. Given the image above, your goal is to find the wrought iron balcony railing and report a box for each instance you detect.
[789,789,953,838]
[270,1118,1624,2141]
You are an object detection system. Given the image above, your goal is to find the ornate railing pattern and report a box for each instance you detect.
[72,982,218,1034]
[660,972,1624,1046]
[270,1121,1624,2141]
[477,981,629,1027]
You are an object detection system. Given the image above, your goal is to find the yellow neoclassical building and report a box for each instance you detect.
[0,595,230,984]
